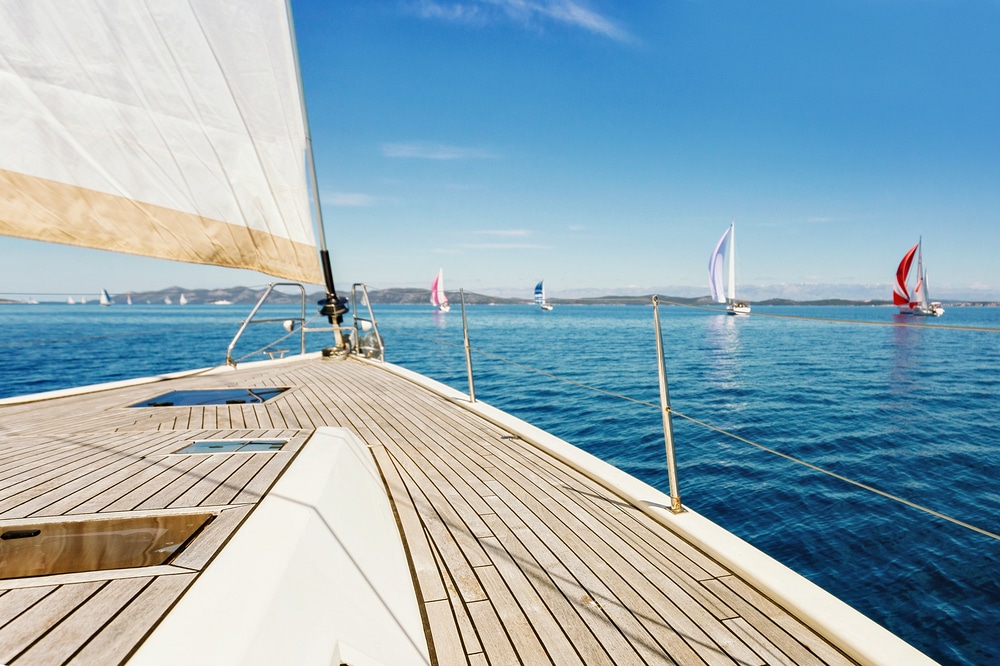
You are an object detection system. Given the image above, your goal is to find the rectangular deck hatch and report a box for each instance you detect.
[174,439,286,454]
[0,512,214,580]
[130,387,287,408]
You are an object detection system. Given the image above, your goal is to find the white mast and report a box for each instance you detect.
[727,222,736,304]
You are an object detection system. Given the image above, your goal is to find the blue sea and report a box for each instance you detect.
[2,301,999,666]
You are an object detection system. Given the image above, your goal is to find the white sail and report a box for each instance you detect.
[0,0,323,284]
[915,240,930,310]
[99,289,112,306]
[728,223,737,303]
[708,226,731,304]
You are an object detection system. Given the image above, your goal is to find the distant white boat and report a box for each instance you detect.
[894,239,944,317]
[179,293,188,305]
[66,296,75,305]
[709,221,750,316]
[99,288,112,306]
[430,268,450,313]
[126,293,133,305]
[211,299,232,305]
[534,280,553,311]
[164,296,172,305]
[80,297,87,305]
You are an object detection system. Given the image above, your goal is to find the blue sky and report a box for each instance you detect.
[3,0,999,299]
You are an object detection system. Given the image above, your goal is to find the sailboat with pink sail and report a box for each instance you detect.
[430,268,450,312]
[893,239,944,316]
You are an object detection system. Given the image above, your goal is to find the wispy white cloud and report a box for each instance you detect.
[381,141,498,160]
[325,192,377,207]
[458,243,546,249]
[475,229,531,236]
[408,0,631,42]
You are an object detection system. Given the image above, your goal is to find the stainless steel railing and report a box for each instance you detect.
[226,283,308,366]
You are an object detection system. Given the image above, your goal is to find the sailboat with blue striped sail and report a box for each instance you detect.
[534,280,553,310]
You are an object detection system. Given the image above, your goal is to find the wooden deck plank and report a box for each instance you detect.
[14,577,152,666]
[479,512,615,666]
[476,535,585,666]
[98,455,207,513]
[395,463,488,604]
[486,438,740,625]
[474,562,554,665]
[369,445,448,603]
[0,587,58,631]
[231,452,293,504]
[135,454,229,511]
[0,581,103,664]
[0,434,178,519]
[199,454,271,506]
[466,599,521,666]
[69,574,195,666]
[168,454,258,508]
[707,576,855,666]
[429,525,483,659]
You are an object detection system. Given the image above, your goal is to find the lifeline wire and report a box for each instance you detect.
[0,322,241,347]
[656,298,1000,333]
[381,323,1000,542]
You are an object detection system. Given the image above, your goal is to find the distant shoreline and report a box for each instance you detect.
[3,289,998,308]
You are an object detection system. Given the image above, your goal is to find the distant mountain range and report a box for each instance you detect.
[5,286,997,307]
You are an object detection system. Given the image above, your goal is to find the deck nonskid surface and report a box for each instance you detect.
[0,356,855,665]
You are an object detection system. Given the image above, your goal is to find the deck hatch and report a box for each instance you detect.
[0,512,214,580]
[130,387,288,407]
[174,439,287,454]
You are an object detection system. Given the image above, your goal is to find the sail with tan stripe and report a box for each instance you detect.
[0,0,323,284]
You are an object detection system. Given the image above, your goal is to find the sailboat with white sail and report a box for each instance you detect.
[430,268,450,312]
[99,288,112,306]
[894,239,944,316]
[534,279,553,310]
[709,221,751,315]
[179,293,188,305]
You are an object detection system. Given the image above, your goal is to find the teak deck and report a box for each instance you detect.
[0,356,857,665]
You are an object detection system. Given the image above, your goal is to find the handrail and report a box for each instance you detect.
[226,283,307,366]
[350,283,384,361]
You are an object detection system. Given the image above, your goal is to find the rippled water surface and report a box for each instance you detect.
[2,301,999,665]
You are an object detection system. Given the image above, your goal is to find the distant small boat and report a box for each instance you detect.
[709,221,750,316]
[66,296,75,305]
[211,299,232,305]
[894,238,944,317]
[126,293,133,305]
[430,268,450,313]
[179,293,188,305]
[534,280,553,311]
[99,288,112,306]
[164,296,172,305]
[80,297,87,305]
